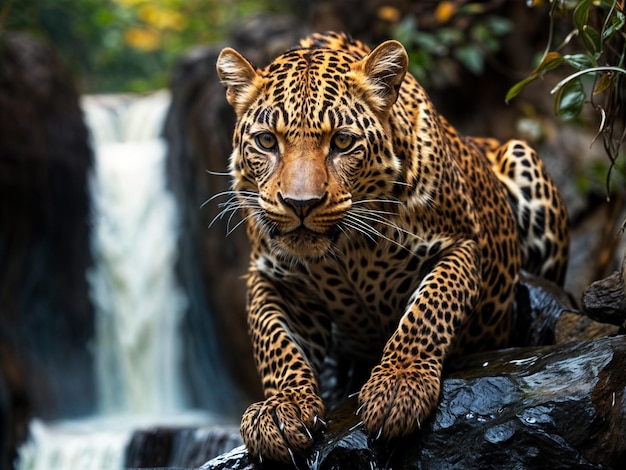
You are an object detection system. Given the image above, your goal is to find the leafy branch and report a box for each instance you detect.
[506,0,626,196]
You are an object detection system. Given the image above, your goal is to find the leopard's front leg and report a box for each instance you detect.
[358,239,482,440]
[241,269,330,463]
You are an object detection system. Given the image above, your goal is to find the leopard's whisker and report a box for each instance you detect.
[343,216,411,253]
[350,207,396,217]
[205,169,232,177]
[226,210,262,236]
[208,201,257,228]
[342,216,389,243]
[352,198,401,206]
[350,207,426,243]
[205,190,260,230]
[341,218,378,244]
[344,212,422,249]
[350,210,407,235]
[201,189,258,208]
[225,204,245,232]
[257,217,278,242]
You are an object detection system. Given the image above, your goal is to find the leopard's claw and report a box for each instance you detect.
[240,385,324,464]
[357,362,441,441]
[313,413,327,429]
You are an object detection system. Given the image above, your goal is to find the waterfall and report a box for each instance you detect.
[16,90,220,469]
[86,90,189,413]
[89,145,186,412]
[17,419,132,470]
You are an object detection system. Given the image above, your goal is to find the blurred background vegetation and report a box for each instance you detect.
[1,0,624,186]
[2,0,305,92]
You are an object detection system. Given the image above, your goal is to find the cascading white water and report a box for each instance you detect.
[17,418,133,470]
[87,90,190,413]
[92,145,183,411]
[16,90,213,469]
[89,150,186,412]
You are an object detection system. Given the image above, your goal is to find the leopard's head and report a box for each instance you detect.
[216,38,408,260]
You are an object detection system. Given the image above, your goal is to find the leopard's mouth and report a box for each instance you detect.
[270,226,338,260]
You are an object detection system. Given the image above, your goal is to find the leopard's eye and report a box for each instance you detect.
[331,133,354,151]
[255,132,277,150]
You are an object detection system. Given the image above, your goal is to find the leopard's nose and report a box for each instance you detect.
[279,192,327,219]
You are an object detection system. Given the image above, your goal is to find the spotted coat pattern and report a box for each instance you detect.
[216,32,569,463]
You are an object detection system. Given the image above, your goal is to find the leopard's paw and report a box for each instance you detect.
[240,385,325,463]
[357,361,441,441]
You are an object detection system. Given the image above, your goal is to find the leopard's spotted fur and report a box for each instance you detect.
[216,31,569,463]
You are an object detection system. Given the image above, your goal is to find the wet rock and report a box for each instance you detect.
[125,425,242,468]
[167,426,243,468]
[583,255,626,328]
[203,336,626,469]
[555,311,620,344]
[512,272,576,346]
[493,271,618,345]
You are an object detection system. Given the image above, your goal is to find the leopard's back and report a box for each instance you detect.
[469,136,569,284]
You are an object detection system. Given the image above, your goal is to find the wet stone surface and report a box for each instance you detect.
[203,336,626,470]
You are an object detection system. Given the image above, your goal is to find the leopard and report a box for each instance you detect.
[215,31,569,464]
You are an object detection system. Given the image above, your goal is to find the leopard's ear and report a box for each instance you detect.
[216,48,260,117]
[359,40,408,114]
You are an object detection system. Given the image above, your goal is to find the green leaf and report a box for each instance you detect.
[599,0,618,8]
[459,2,487,14]
[602,11,626,41]
[392,15,418,46]
[593,73,614,95]
[573,0,593,32]
[486,15,514,36]
[471,23,499,52]
[94,9,115,27]
[581,25,602,54]
[454,44,484,75]
[437,28,464,46]
[415,32,446,55]
[563,53,594,70]
[554,77,585,120]
[534,51,564,75]
[408,49,433,84]
[505,75,537,103]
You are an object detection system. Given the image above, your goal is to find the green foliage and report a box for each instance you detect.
[506,0,625,195]
[506,1,626,106]
[391,3,513,87]
[1,0,300,93]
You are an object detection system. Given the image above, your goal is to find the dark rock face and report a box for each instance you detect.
[418,337,626,469]
[203,336,626,469]
[0,32,95,466]
[125,425,242,468]
[583,255,626,328]
[165,43,253,414]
